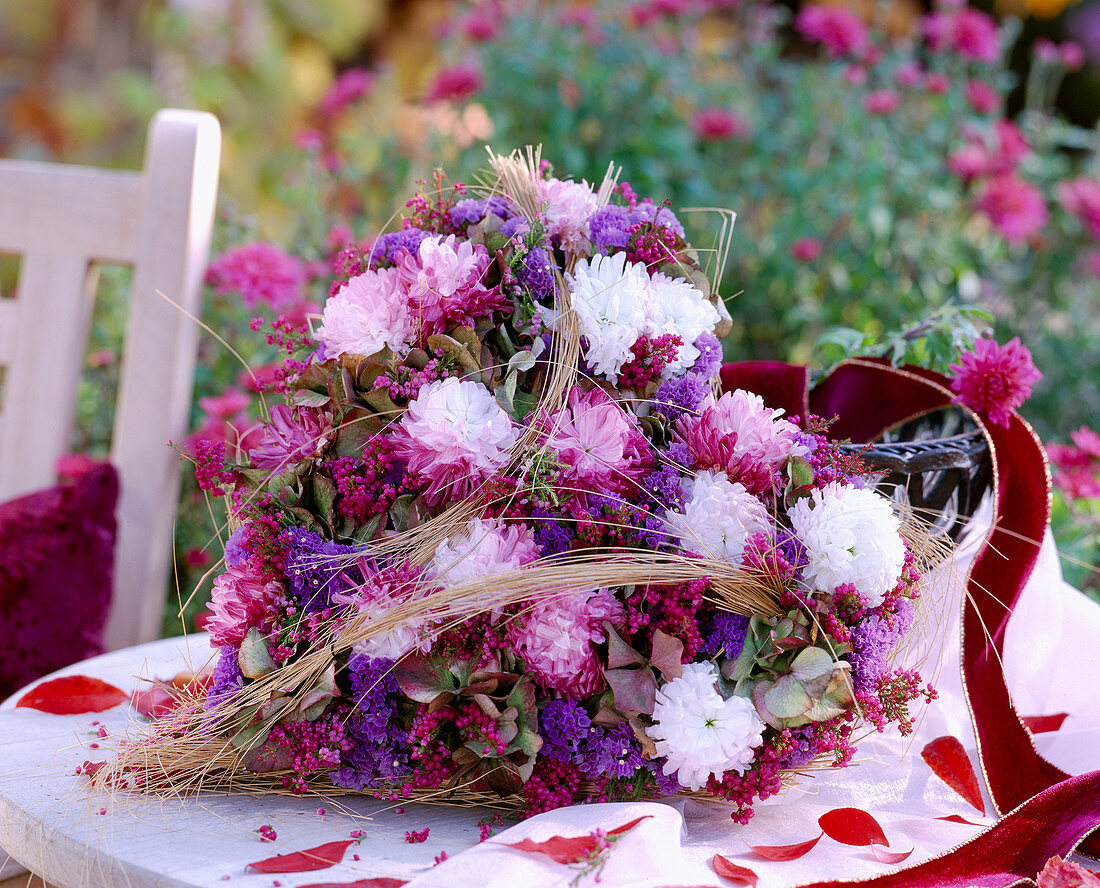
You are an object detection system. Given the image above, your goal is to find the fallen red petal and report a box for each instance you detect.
[935,814,985,826]
[247,840,354,873]
[500,815,651,865]
[298,880,408,888]
[921,736,986,814]
[818,807,890,847]
[713,853,759,886]
[607,815,653,837]
[746,832,823,861]
[870,844,914,864]
[16,675,128,714]
[1021,713,1069,734]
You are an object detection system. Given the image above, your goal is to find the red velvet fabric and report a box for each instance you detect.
[0,464,118,698]
[718,361,810,421]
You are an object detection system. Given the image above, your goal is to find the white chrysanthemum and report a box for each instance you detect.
[567,252,650,379]
[788,481,906,607]
[645,271,721,376]
[666,470,771,562]
[647,662,765,791]
[315,266,413,359]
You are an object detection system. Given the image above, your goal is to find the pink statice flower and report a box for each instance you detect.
[974,174,1048,245]
[315,266,414,359]
[923,7,1000,63]
[794,4,869,58]
[248,404,334,473]
[318,68,374,118]
[537,176,600,258]
[391,377,519,506]
[206,562,281,647]
[543,386,654,495]
[206,242,306,312]
[1057,177,1100,240]
[965,79,1000,115]
[862,90,901,115]
[949,336,1042,427]
[676,389,801,494]
[425,64,483,103]
[397,236,509,343]
[510,586,624,697]
[690,107,749,141]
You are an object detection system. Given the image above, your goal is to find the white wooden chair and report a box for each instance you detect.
[0,109,221,652]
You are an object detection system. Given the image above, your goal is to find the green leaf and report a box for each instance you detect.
[604,622,646,668]
[312,473,337,528]
[238,628,276,679]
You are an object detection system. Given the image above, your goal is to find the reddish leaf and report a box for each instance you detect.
[818,807,889,847]
[247,840,354,873]
[870,844,914,864]
[745,831,823,861]
[16,675,127,714]
[501,815,651,864]
[713,853,759,886]
[936,814,985,826]
[299,881,407,888]
[921,736,986,814]
[1022,713,1069,734]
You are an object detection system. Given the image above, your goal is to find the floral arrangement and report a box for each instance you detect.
[118,151,941,823]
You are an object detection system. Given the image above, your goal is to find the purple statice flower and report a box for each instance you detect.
[644,757,683,796]
[247,404,332,473]
[333,654,410,789]
[223,526,249,569]
[691,332,722,380]
[204,646,244,713]
[516,247,555,302]
[775,726,818,769]
[366,228,432,267]
[777,527,809,573]
[589,722,645,779]
[540,698,593,761]
[531,507,574,557]
[588,205,634,252]
[702,612,750,659]
[654,373,711,423]
[500,216,532,239]
[282,527,362,612]
[641,463,687,512]
[849,597,913,692]
[447,196,515,229]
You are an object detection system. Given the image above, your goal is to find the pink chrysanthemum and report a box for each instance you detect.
[248,404,334,473]
[1057,176,1100,240]
[543,386,653,495]
[675,389,800,494]
[974,175,1048,245]
[392,377,519,506]
[206,242,306,311]
[315,266,414,360]
[397,236,509,343]
[206,563,281,648]
[510,587,625,697]
[536,176,599,257]
[923,8,1000,64]
[331,559,436,660]
[794,4,869,57]
[949,336,1042,427]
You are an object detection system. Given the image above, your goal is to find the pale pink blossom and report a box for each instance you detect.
[894,61,924,89]
[925,72,951,94]
[315,266,414,359]
[965,79,999,115]
[537,176,600,257]
[862,90,901,115]
[207,563,281,648]
[690,107,749,141]
[790,237,822,262]
[975,175,1049,245]
[318,68,374,117]
[425,64,483,103]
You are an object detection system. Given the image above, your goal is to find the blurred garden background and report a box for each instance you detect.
[3,0,1099,624]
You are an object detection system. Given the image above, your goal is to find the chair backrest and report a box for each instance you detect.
[0,109,221,650]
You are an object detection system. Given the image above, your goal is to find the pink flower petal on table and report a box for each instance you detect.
[818,808,890,846]
[247,840,355,873]
[921,736,986,814]
[746,832,823,861]
[1022,713,1069,733]
[16,675,128,714]
[870,844,914,864]
[713,853,759,886]
[500,815,651,865]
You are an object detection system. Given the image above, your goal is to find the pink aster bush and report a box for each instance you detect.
[949,336,1042,427]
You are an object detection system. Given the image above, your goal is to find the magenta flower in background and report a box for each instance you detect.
[790,237,822,262]
[965,79,999,115]
[425,64,484,103]
[690,107,749,142]
[1057,177,1100,240]
[924,72,951,95]
[1048,427,1100,499]
[949,336,1042,427]
[894,60,923,89]
[862,89,901,114]
[248,404,333,472]
[923,7,1000,63]
[795,4,869,58]
[206,242,306,312]
[318,68,375,118]
[974,174,1048,245]
[461,8,501,41]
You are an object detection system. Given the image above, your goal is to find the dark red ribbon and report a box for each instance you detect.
[722,359,1100,881]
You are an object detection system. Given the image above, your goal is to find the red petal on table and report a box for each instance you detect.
[501,815,651,865]
[712,853,759,886]
[247,840,355,873]
[921,736,986,814]
[818,807,890,846]
[16,675,128,714]
[299,881,408,888]
[936,814,985,826]
[745,831,823,861]
[1022,713,1069,733]
[870,844,914,864]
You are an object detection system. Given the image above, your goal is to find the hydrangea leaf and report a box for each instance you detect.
[604,664,658,715]
[762,674,814,719]
[604,622,647,669]
[238,628,277,679]
[649,628,684,680]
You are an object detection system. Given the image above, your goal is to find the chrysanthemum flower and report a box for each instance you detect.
[315,266,413,359]
[510,587,624,697]
[923,7,1000,64]
[645,272,721,376]
[788,481,906,607]
[646,662,765,791]
[676,389,801,494]
[206,563,282,648]
[331,560,435,661]
[567,252,650,379]
[666,470,771,562]
[206,242,306,311]
[391,377,519,506]
[248,404,333,473]
[794,4,869,57]
[1056,176,1100,240]
[949,336,1042,427]
[537,176,599,257]
[974,174,1048,245]
[543,386,653,494]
